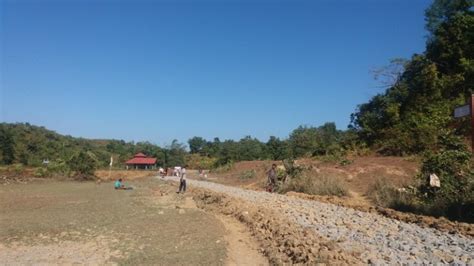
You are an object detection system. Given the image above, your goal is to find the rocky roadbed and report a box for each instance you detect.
[164,176,474,264]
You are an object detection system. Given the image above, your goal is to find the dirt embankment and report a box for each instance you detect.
[168,175,473,264]
[202,157,474,238]
[193,189,362,265]
[207,156,419,194]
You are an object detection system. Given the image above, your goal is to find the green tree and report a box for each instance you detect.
[351,3,473,155]
[417,133,474,221]
[0,126,15,164]
[266,136,289,160]
[166,139,187,167]
[68,151,97,177]
[425,0,473,35]
[188,136,207,154]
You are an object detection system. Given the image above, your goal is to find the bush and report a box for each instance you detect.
[185,154,217,170]
[367,177,418,212]
[280,174,349,197]
[12,163,24,174]
[34,167,48,178]
[416,133,474,221]
[239,170,256,180]
[67,151,98,179]
[211,161,234,173]
[281,159,304,183]
[47,159,71,177]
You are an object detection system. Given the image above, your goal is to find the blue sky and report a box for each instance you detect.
[1,0,431,146]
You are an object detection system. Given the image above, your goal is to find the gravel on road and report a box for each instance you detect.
[163,176,474,264]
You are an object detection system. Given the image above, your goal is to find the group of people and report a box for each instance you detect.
[115,164,276,194]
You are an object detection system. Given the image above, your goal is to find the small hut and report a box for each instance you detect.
[125,153,157,170]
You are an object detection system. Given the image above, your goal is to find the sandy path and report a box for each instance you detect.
[217,215,268,266]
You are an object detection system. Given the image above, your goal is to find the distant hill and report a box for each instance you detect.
[0,123,166,168]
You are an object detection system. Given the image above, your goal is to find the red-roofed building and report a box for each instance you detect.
[125,153,157,170]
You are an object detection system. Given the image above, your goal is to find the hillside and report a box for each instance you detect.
[0,123,173,168]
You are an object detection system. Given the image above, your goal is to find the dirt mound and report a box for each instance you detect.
[193,189,362,265]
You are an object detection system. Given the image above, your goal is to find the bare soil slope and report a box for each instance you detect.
[206,156,419,194]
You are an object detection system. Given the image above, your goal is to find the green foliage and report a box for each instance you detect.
[188,137,207,155]
[425,0,473,35]
[282,159,304,180]
[239,169,256,180]
[185,154,217,170]
[13,163,24,174]
[278,159,348,196]
[351,4,474,155]
[0,123,172,169]
[164,139,187,167]
[417,133,474,221]
[67,151,98,177]
[211,161,234,173]
[266,136,290,160]
[368,177,418,212]
[34,167,48,178]
[288,122,343,157]
[0,126,15,164]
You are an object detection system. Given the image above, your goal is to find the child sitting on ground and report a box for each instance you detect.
[114,178,132,190]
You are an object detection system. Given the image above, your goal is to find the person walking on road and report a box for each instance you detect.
[266,164,277,192]
[177,166,187,193]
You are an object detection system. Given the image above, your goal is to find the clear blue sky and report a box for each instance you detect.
[1,0,431,146]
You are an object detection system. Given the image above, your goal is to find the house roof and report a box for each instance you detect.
[134,153,146,158]
[125,157,157,165]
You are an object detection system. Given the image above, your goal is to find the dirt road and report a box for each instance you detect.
[164,175,474,265]
[0,179,266,265]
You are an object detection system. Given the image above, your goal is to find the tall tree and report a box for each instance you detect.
[0,126,15,164]
[425,0,473,35]
[188,137,207,154]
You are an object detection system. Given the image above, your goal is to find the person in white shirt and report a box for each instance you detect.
[177,166,187,193]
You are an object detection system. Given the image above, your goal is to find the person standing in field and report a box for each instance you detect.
[266,164,277,192]
[177,166,187,193]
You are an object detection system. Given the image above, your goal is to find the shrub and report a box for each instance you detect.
[211,161,234,173]
[185,154,217,170]
[34,167,48,178]
[281,159,304,183]
[280,174,349,197]
[47,159,71,177]
[239,170,256,180]
[367,177,418,212]
[416,133,474,221]
[67,151,98,179]
[12,163,24,174]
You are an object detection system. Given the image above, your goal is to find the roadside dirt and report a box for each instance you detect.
[1,178,262,265]
[199,157,473,237]
[193,188,363,265]
[217,215,268,266]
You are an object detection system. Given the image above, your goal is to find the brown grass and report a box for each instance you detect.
[280,175,349,197]
[94,170,155,181]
